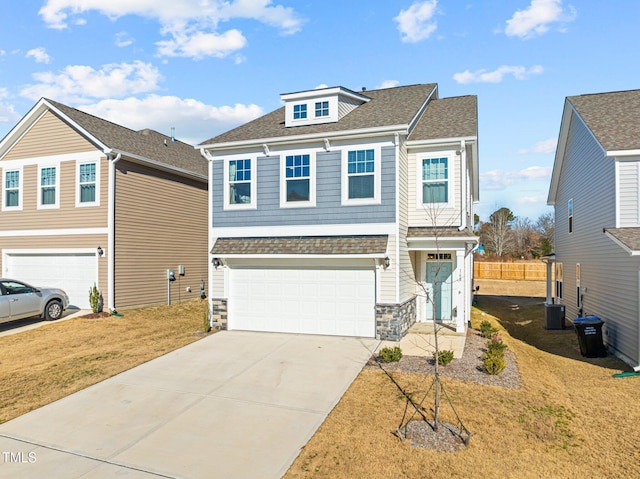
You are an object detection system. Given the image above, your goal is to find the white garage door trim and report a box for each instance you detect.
[3,248,99,310]
[228,266,376,338]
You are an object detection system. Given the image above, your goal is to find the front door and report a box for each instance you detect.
[425,261,453,322]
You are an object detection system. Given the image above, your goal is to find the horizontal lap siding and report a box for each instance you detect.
[555,115,639,364]
[212,146,396,227]
[398,139,414,303]
[114,160,208,308]
[3,111,96,160]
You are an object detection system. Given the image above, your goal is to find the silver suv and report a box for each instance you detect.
[0,279,69,324]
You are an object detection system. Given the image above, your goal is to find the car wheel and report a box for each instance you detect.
[45,300,63,321]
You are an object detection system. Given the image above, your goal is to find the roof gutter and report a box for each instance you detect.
[198,124,409,152]
[107,151,122,312]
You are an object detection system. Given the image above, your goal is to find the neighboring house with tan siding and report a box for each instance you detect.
[199,83,479,340]
[0,98,208,311]
[548,89,640,370]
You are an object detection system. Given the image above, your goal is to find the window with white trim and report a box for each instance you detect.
[568,198,573,233]
[422,157,449,204]
[38,166,58,208]
[293,104,307,120]
[78,162,98,206]
[3,169,22,210]
[315,101,329,117]
[281,153,315,207]
[226,158,255,208]
[555,262,563,300]
[347,149,375,199]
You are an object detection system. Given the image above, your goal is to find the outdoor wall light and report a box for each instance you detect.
[97,246,104,257]
[384,256,390,268]
[213,257,223,268]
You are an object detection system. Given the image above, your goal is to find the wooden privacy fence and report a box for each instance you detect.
[474,262,549,281]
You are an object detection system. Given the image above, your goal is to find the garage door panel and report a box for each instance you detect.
[229,267,375,337]
[6,253,97,309]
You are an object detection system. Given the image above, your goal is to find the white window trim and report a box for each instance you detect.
[37,162,60,210]
[279,151,316,208]
[223,156,258,210]
[341,145,382,206]
[76,159,100,207]
[292,103,308,122]
[2,167,23,212]
[416,152,455,209]
[314,100,329,118]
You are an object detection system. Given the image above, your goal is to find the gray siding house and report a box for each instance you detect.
[548,89,640,370]
[199,84,479,340]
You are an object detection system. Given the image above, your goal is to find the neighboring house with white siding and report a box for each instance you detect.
[548,89,640,370]
[199,83,479,340]
[0,98,208,311]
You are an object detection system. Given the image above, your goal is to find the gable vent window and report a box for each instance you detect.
[315,101,329,117]
[293,104,307,119]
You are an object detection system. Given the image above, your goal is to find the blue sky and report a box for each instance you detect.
[1,1,638,221]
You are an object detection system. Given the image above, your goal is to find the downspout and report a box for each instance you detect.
[107,152,122,312]
[200,148,215,326]
[458,139,467,231]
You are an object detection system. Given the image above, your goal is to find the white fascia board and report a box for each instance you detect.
[0,227,108,237]
[112,150,207,182]
[212,223,397,238]
[408,235,478,243]
[407,85,437,133]
[405,136,477,148]
[214,253,386,259]
[604,230,640,256]
[199,125,409,152]
[607,149,640,157]
[281,87,370,103]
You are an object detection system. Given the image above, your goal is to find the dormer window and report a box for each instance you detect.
[293,104,307,120]
[315,101,329,117]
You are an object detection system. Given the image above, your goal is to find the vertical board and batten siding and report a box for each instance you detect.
[2,110,96,160]
[617,160,640,227]
[407,147,462,227]
[114,160,208,308]
[0,159,108,231]
[212,146,396,227]
[555,114,639,364]
[397,138,416,303]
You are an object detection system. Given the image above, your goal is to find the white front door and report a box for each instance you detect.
[425,261,453,322]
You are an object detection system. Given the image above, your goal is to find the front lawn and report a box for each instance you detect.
[0,300,209,424]
[285,296,640,478]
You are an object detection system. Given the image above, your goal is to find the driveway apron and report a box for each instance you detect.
[0,331,379,478]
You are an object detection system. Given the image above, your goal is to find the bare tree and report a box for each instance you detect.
[512,216,537,259]
[536,211,555,256]
[481,207,515,257]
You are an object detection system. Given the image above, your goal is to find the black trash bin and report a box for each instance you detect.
[573,317,606,357]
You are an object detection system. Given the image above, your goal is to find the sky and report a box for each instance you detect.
[1,0,639,222]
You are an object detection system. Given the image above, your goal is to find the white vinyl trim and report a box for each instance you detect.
[0,228,108,237]
[75,158,101,207]
[279,150,317,208]
[212,222,396,238]
[1,166,23,212]
[36,161,60,210]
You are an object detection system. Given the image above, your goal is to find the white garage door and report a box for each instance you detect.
[5,253,97,309]
[229,268,375,337]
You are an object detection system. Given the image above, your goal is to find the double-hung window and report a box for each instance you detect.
[78,162,97,205]
[347,149,375,200]
[3,169,21,210]
[281,153,315,207]
[39,166,58,208]
[227,159,254,207]
[422,157,449,204]
[293,104,307,120]
[315,101,329,117]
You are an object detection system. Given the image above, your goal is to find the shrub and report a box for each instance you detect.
[482,352,506,375]
[480,320,498,338]
[378,346,403,363]
[89,284,101,313]
[486,334,508,355]
[434,349,454,366]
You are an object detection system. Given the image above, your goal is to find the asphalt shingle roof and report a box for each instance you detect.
[408,95,478,141]
[199,84,438,145]
[604,227,640,252]
[407,227,477,238]
[46,99,207,177]
[211,235,388,256]
[568,89,640,152]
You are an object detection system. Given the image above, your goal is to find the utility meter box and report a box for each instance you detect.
[178,265,185,276]
[167,269,176,281]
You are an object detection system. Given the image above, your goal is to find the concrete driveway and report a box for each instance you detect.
[0,331,379,478]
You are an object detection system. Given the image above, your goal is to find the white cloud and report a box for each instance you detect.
[481,166,552,191]
[115,31,134,47]
[20,61,162,103]
[80,95,263,145]
[0,88,20,125]
[378,80,400,89]
[504,0,576,39]
[518,138,557,154]
[453,65,543,84]
[394,0,439,43]
[26,47,51,64]
[39,0,304,59]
